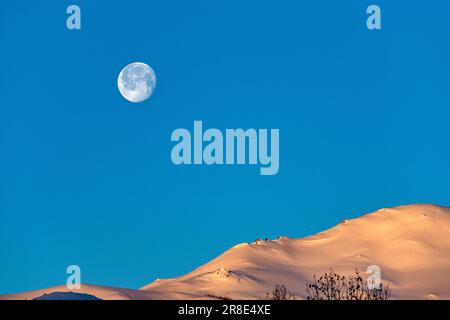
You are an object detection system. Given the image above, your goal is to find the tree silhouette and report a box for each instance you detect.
[266,284,297,300]
[306,269,391,300]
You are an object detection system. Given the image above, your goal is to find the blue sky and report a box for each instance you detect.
[1,0,449,294]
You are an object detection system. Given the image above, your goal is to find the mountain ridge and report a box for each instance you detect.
[2,204,449,300]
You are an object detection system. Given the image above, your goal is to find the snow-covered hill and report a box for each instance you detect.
[2,204,449,300]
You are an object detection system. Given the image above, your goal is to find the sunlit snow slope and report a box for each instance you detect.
[2,204,449,300]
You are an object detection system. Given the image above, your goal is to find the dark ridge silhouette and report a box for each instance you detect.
[33,292,102,300]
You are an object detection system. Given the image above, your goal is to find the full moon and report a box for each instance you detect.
[118,62,156,103]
